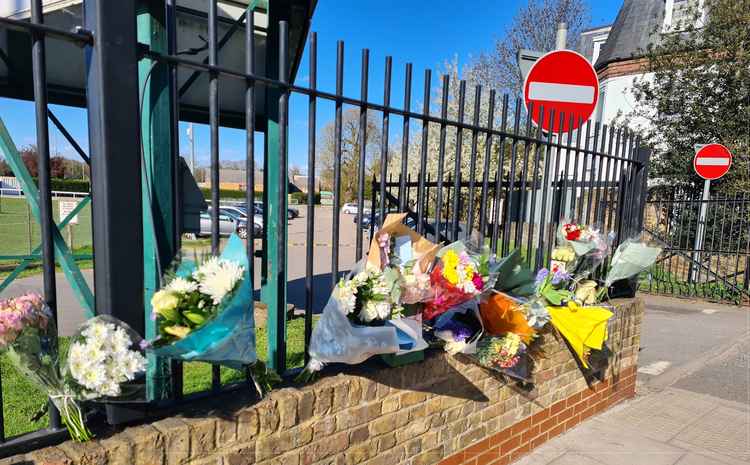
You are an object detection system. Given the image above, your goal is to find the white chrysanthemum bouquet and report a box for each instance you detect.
[0,293,147,442]
[66,318,147,399]
[151,255,245,344]
[148,234,277,395]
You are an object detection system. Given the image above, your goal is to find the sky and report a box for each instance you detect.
[0,0,623,174]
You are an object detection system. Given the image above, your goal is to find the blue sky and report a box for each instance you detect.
[0,0,622,173]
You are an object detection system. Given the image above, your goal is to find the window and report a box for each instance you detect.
[663,0,706,33]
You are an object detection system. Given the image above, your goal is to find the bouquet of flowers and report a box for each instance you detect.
[551,221,610,278]
[474,333,531,381]
[430,300,483,355]
[0,293,147,442]
[334,264,402,324]
[302,214,435,379]
[148,234,275,394]
[65,316,147,401]
[422,242,497,320]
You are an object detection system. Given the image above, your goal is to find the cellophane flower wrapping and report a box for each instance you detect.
[149,234,256,370]
[431,300,484,355]
[552,221,612,279]
[0,293,89,440]
[474,333,531,382]
[604,238,662,288]
[422,241,499,321]
[65,315,147,402]
[305,259,404,373]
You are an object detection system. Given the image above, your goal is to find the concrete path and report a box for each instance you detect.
[516,294,750,465]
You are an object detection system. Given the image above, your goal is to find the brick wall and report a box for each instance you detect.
[7,298,643,465]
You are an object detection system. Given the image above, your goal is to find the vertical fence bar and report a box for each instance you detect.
[398,64,412,211]
[331,41,344,286]
[585,123,600,225]
[434,75,450,238]
[246,8,258,370]
[275,20,290,371]
[577,121,591,222]
[29,0,61,428]
[535,109,555,267]
[379,56,392,224]
[516,110,533,255]
[545,112,565,264]
[416,70,431,234]
[208,0,222,392]
[506,100,522,249]
[528,106,544,268]
[165,0,183,400]
[493,95,510,254]
[451,80,466,240]
[304,31,316,362]
[592,125,610,225]
[355,49,369,260]
[478,91,498,241]
[558,115,575,221]
[466,85,482,237]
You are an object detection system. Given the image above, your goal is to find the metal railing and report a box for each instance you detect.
[0,0,650,456]
[642,190,750,305]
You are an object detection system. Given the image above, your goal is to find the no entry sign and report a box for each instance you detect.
[523,50,599,133]
[694,144,732,180]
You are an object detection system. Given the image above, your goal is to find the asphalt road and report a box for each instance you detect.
[637,294,750,405]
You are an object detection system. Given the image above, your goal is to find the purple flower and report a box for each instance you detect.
[535,268,549,288]
[551,269,571,285]
[439,320,473,342]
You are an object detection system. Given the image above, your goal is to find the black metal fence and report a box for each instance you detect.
[0,1,650,456]
[642,190,750,305]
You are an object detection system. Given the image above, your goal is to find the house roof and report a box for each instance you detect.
[594,0,666,70]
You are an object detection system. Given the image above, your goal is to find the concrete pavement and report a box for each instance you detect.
[515,294,750,465]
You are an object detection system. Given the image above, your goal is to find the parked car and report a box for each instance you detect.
[220,205,263,237]
[253,201,298,220]
[342,202,371,215]
[198,208,256,240]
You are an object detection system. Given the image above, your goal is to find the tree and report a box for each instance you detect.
[50,156,67,179]
[0,159,11,176]
[19,145,38,178]
[628,0,750,195]
[468,0,590,98]
[317,108,384,203]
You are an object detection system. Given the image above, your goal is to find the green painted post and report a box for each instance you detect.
[138,0,176,401]
[261,8,289,372]
[0,118,94,315]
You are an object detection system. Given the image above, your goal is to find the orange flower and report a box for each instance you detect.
[479,293,535,343]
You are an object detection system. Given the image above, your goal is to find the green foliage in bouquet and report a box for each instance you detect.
[493,249,536,297]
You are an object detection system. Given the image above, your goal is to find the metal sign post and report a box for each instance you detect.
[690,144,733,283]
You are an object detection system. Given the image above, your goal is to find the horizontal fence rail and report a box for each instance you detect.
[0,1,650,456]
[642,190,750,305]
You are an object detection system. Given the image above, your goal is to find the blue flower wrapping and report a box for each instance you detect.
[150,234,256,370]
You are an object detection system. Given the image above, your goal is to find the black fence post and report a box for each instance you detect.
[84,0,144,332]
[85,0,145,423]
[633,146,652,237]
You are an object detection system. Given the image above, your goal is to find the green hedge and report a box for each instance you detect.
[31,178,91,193]
[200,188,263,200]
[289,191,320,205]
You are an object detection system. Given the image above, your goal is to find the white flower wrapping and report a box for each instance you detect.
[66,317,147,399]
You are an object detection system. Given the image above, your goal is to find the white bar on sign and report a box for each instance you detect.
[696,157,730,166]
[528,82,595,104]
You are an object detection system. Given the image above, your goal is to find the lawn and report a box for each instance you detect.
[1,316,309,439]
[0,196,92,259]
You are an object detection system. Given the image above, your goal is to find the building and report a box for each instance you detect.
[579,0,705,129]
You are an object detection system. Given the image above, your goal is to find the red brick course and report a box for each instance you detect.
[437,366,638,465]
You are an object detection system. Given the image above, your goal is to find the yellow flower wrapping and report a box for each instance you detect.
[547,301,613,369]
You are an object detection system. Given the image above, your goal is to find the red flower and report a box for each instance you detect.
[566,229,582,241]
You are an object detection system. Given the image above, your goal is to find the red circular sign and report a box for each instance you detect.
[694,144,732,180]
[523,50,600,133]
